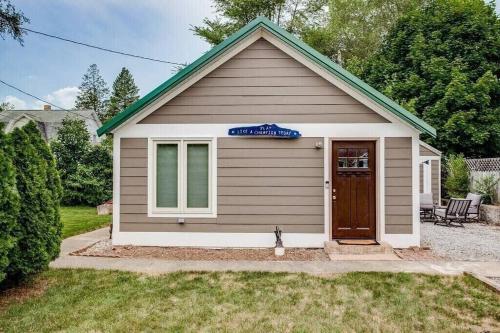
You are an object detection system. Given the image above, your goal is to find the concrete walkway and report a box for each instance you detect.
[51,228,500,277]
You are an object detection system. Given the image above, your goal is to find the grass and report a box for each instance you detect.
[60,206,111,238]
[0,269,498,332]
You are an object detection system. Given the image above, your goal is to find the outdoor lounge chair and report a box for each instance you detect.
[420,193,434,222]
[434,198,472,227]
[465,193,482,222]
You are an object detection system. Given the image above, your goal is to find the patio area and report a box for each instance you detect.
[421,222,500,261]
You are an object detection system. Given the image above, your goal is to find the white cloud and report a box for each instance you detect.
[35,86,80,110]
[3,95,28,109]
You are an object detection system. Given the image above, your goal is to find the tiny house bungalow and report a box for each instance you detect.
[98,17,439,249]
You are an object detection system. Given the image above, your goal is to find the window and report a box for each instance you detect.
[338,148,369,169]
[151,139,213,215]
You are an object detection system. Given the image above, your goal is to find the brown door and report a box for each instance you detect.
[332,141,376,239]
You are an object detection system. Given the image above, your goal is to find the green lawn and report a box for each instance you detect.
[61,206,111,238]
[0,270,498,332]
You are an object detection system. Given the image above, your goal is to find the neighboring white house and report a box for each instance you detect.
[0,105,102,143]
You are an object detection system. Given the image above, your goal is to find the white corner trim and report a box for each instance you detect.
[112,231,327,248]
[112,135,120,236]
[412,136,421,246]
[377,137,385,241]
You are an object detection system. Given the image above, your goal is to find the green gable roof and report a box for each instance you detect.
[98,17,436,137]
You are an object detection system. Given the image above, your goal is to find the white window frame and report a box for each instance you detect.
[148,138,216,218]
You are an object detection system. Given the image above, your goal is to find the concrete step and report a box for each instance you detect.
[324,240,393,255]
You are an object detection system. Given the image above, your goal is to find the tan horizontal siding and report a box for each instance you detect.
[120,214,323,225]
[181,86,346,96]
[140,38,388,125]
[385,137,413,234]
[217,186,323,196]
[193,76,330,87]
[419,164,424,193]
[233,48,289,59]
[420,144,439,156]
[142,114,385,124]
[120,223,323,233]
[120,137,324,233]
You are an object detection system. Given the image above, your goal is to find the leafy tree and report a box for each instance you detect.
[303,0,423,65]
[357,0,500,157]
[51,117,91,190]
[444,154,469,198]
[7,125,52,282]
[51,117,112,206]
[0,101,14,111]
[0,123,19,283]
[23,122,62,260]
[104,67,139,122]
[0,0,29,44]
[75,64,110,120]
[192,0,322,45]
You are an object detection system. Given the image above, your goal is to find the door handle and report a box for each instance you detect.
[332,195,336,200]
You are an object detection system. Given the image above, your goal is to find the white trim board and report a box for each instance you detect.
[115,123,413,139]
[113,231,327,248]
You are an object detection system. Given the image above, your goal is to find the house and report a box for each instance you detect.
[419,141,442,204]
[0,105,102,143]
[98,17,439,249]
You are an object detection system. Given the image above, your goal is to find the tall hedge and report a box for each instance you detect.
[0,124,20,283]
[23,122,63,260]
[6,123,61,282]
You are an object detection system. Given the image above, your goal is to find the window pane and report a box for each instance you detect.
[187,144,209,208]
[156,144,178,208]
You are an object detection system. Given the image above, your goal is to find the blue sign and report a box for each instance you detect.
[228,124,301,139]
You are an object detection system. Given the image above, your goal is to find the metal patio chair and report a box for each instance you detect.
[433,198,472,227]
[465,193,483,222]
[420,193,434,222]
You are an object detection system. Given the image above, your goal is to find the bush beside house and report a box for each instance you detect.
[444,154,470,198]
[0,122,62,286]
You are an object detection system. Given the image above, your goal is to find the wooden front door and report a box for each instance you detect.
[332,141,376,239]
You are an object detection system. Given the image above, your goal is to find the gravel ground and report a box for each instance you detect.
[72,239,330,261]
[421,222,500,261]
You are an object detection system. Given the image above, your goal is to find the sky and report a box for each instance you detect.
[0,0,215,109]
[1,0,499,110]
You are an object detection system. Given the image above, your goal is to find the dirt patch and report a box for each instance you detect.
[72,239,330,261]
[394,246,444,261]
[0,278,52,311]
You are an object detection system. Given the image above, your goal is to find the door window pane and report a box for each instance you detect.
[338,147,369,168]
[156,144,178,207]
[187,144,209,208]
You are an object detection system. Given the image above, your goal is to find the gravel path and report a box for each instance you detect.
[421,222,500,261]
